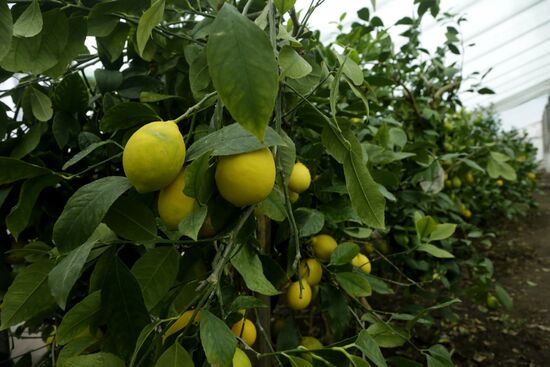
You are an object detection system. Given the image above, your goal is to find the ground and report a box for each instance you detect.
[444,177,550,366]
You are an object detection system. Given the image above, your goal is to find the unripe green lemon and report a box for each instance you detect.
[462,208,472,219]
[466,172,475,185]
[351,253,371,273]
[310,234,337,261]
[300,336,323,362]
[487,294,498,309]
[233,348,252,367]
[299,258,323,286]
[123,121,185,193]
[452,177,462,189]
[287,281,312,310]
[158,170,196,230]
[288,162,311,193]
[231,318,257,346]
[527,172,536,181]
[289,191,299,203]
[215,148,276,207]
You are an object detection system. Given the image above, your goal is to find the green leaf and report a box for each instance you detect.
[12,0,42,37]
[131,247,179,311]
[330,242,360,266]
[487,156,516,181]
[342,227,373,239]
[29,87,53,121]
[178,204,208,241]
[97,22,129,62]
[200,310,237,367]
[155,342,195,367]
[256,187,287,222]
[206,3,278,140]
[48,240,96,310]
[186,123,285,161]
[337,53,364,86]
[495,284,513,310]
[56,291,101,345]
[53,112,80,149]
[140,91,182,103]
[6,175,59,240]
[52,73,89,113]
[53,176,132,252]
[0,261,55,330]
[279,46,312,79]
[285,355,313,367]
[273,0,296,14]
[415,215,437,240]
[231,243,280,296]
[425,344,453,367]
[429,224,456,242]
[100,102,160,132]
[63,353,126,367]
[183,152,214,205]
[0,157,50,185]
[348,355,371,367]
[102,256,150,361]
[478,87,495,95]
[229,296,268,312]
[137,0,165,57]
[57,337,98,365]
[367,322,408,348]
[0,0,13,61]
[335,272,371,297]
[10,123,43,159]
[294,208,325,237]
[355,330,387,367]
[62,141,114,171]
[44,16,88,77]
[95,69,123,93]
[188,47,212,100]
[417,244,454,259]
[104,195,158,242]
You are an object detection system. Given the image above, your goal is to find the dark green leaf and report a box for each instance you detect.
[273,0,296,14]
[12,0,42,37]
[97,22,129,62]
[294,208,325,237]
[155,342,195,367]
[285,355,312,367]
[29,87,53,121]
[0,0,13,61]
[495,285,513,310]
[329,242,360,266]
[231,243,279,296]
[104,195,158,242]
[44,17,88,77]
[63,353,125,367]
[189,47,212,100]
[52,73,89,113]
[100,102,160,132]
[335,272,371,297]
[62,141,115,171]
[137,0,165,57]
[478,87,495,95]
[0,157,50,185]
[56,291,101,345]
[229,296,268,312]
[183,152,214,205]
[355,330,387,367]
[53,112,80,149]
[425,344,453,367]
[95,69,123,93]
[140,92,182,103]
[417,244,454,259]
[367,322,408,348]
[178,204,208,241]
[10,124,43,159]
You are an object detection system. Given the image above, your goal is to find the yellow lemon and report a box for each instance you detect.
[527,172,536,181]
[288,162,311,193]
[299,258,323,286]
[231,318,257,346]
[289,191,299,203]
[233,348,252,367]
[163,310,201,341]
[300,336,323,362]
[496,179,504,187]
[215,148,276,207]
[466,172,475,185]
[158,169,196,230]
[287,281,312,310]
[462,209,472,219]
[123,121,185,193]
[310,234,337,261]
[351,253,371,273]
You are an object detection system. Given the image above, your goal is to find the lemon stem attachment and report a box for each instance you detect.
[174,91,217,124]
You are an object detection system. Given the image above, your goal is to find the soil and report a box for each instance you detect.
[443,177,550,366]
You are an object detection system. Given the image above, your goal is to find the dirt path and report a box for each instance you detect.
[447,178,550,366]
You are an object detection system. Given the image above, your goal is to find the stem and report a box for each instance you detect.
[174,91,217,124]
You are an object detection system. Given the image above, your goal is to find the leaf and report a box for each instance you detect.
[53,112,80,149]
[44,16,88,77]
[273,0,296,14]
[29,87,53,121]
[63,353,126,367]
[348,355,371,367]
[495,285,513,310]
[95,69,123,93]
[342,227,373,239]
[330,242,360,266]
[57,291,101,345]
[6,175,60,240]
[0,157,51,185]
[417,244,454,259]
[48,240,96,310]
[10,123,43,159]
[200,310,237,367]
[12,0,42,37]
[62,141,114,170]
[131,247,179,311]
[57,337,100,366]
[294,208,325,237]
[52,73,90,113]
[337,54,363,86]
[183,152,214,205]
[429,224,456,242]
[102,256,150,361]
[487,157,516,181]
[231,243,279,296]
[415,215,437,240]
[425,344,453,367]
[155,342,195,367]
[104,195,158,242]
[53,176,132,252]
[285,355,313,367]
[97,22,129,62]
[335,272,371,297]
[178,204,208,241]
[478,87,495,95]
[0,0,13,61]
[0,261,55,330]
[140,91,182,103]
[256,187,286,222]
[279,46,312,79]
[186,123,285,161]
[100,102,160,132]
[229,296,268,312]
[137,0,165,57]
[367,322,408,348]
[355,330,388,367]
[206,3,278,140]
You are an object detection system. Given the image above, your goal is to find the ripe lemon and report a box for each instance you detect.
[452,177,462,189]
[287,280,312,310]
[233,348,252,367]
[462,209,472,219]
[215,148,276,207]
[527,172,536,181]
[288,162,311,193]
[158,169,196,230]
[496,179,504,187]
[299,258,322,286]
[310,234,337,261]
[300,336,323,362]
[351,253,371,273]
[123,121,185,193]
[231,318,257,346]
[289,191,299,203]
[163,310,201,341]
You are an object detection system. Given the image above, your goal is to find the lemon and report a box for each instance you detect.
[466,172,475,185]
[300,336,323,362]
[231,318,257,346]
[351,253,371,273]
[163,310,201,341]
[287,280,312,310]
[233,348,252,367]
[299,258,322,286]
[288,162,311,193]
[215,148,276,207]
[123,121,185,193]
[444,179,452,189]
[310,234,337,261]
[289,191,299,203]
[487,294,498,309]
[452,177,462,189]
[462,209,472,219]
[364,242,375,254]
[496,179,504,187]
[527,172,536,181]
[158,169,196,230]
